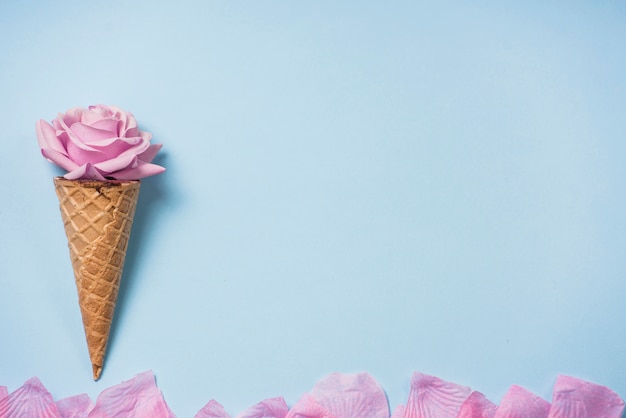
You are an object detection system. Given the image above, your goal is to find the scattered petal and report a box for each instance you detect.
[494,385,550,418]
[286,393,337,418]
[88,370,175,418]
[57,393,94,418]
[457,391,497,418]
[390,405,406,418]
[312,372,389,418]
[195,399,231,418]
[547,375,625,418]
[0,377,61,418]
[404,372,472,418]
[236,396,288,418]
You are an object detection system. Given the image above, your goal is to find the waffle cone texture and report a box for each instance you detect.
[54,177,140,380]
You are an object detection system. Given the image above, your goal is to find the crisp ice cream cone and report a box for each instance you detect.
[54,177,140,380]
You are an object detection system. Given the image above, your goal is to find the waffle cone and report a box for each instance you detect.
[54,177,140,380]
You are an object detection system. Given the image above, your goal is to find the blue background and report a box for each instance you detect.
[1,1,625,416]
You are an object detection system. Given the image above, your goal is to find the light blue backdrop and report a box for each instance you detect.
[1,1,625,416]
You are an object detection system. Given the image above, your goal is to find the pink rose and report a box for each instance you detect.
[36,104,165,180]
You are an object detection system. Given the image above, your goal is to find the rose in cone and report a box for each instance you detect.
[36,104,164,180]
[37,104,164,380]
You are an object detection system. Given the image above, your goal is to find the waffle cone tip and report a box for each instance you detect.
[93,364,103,381]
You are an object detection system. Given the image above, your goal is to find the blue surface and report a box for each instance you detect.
[1,1,625,416]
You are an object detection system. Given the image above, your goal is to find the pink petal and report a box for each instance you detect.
[390,405,406,418]
[493,385,550,418]
[0,386,7,401]
[547,375,625,418]
[66,138,105,166]
[93,154,137,175]
[90,118,121,134]
[61,107,85,127]
[138,143,163,163]
[82,135,143,151]
[194,399,231,418]
[64,163,106,181]
[112,161,165,180]
[41,148,79,172]
[286,393,337,418]
[90,104,139,137]
[58,116,99,153]
[70,123,117,143]
[236,396,288,418]
[56,393,94,418]
[309,372,389,418]
[0,377,62,418]
[36,119,66,154]
[83,105,113,123]
[404,372,472,418]
[457,391,497,418]
[88,370,175,418]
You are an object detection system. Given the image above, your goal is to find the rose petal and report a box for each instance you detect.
[493,385,550,418]
[58,115,100,154]
[42,148,79,172]
[36,120,66,154]
[308,372,389,418]
[56,393,94,418]
[94,154,137,176]
[70,123,118,144]
[112,161,165,180]
[195,399,231,418]
[236,396,288,418]
[138,143,163,164]
[104,136,150,158]
[88,370,175,418]
[84,105,113,123]
[0,386,7,401]
[96,104,138,137]
[90,118,121,134]
[0,377,61,418]
[404,372,472,418]
[547,375,625,418]
[61,107,85,127]
[64,163,107,181]
[139,128,152,142]
[457,391,497,418]
[285,393,337,418]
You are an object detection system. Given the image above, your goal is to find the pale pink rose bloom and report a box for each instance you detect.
[403,372,472,418]
[0,377,61,418]
[36,104,165,180]
[236,396,289,418]
[88,370,175,418]
[493,385,550,418]
[195,399,231,418]
[547,375,625,418]
[457,391,497,418]
[56,393,95,418]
